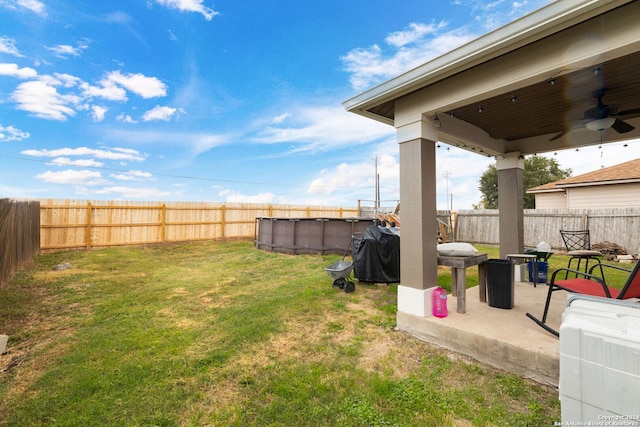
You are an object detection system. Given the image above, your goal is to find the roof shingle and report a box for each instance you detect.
[528,158,640,192]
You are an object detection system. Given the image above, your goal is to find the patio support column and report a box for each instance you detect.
[496,153,524,258]
[396,117,439,317]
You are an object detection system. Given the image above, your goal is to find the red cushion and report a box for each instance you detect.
[625,274,640,299]
[554,278,620,298]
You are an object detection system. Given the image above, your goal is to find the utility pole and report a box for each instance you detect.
[375,156,380,211]
[443,171,452,211]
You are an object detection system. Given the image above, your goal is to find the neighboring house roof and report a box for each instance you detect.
[527,158,640,193]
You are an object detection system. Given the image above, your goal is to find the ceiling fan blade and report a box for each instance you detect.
[615,108,640,116]
[549,132,565,141]
[611,119,635,133]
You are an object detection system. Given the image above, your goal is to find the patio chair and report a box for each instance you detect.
[559,230,604,279]
[526,261,640,337]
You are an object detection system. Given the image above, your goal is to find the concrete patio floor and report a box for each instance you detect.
[397,280,565,388]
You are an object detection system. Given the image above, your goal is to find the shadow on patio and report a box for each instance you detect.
[397,280,564,388]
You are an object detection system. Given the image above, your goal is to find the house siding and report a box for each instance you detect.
[565,182,640,208]
[534,192,566,209]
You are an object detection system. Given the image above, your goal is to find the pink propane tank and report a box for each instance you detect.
[432,286,448,318]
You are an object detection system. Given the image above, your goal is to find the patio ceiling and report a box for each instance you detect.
[369,51,640,142]
[344,0,640,157]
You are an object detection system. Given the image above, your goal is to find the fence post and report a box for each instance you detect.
[161,203,167,242]
[85,201,92,249]
[221,205,226,238]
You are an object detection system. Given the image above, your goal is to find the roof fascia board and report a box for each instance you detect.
[555,179,640,188]
[526,188,565,194]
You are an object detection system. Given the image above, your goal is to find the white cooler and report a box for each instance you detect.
[559,295,640,424]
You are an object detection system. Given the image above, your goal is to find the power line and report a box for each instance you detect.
[0,154,389,191]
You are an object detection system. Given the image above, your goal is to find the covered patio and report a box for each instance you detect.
[344,0,640,385]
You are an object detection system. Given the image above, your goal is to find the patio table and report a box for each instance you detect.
[437,253,488,314]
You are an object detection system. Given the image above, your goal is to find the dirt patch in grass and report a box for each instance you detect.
[1,323,78,407]
[155,308,203,329]
[359,330,426,377]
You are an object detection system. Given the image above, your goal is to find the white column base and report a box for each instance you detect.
[397,285,435,318]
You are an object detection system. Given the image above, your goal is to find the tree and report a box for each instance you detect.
[475,156,572,209]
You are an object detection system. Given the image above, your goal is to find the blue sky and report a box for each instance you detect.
[2,0,638,210]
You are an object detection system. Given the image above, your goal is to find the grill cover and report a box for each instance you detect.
[353,225,400,283]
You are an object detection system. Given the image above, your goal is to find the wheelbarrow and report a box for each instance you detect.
[324,234,358,293]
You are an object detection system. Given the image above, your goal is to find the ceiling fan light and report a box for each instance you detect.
[586,117,615,131]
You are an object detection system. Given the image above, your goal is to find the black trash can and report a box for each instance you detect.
[485,258,515,309]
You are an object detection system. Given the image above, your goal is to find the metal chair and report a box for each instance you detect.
[559,230,604,279]
[526,261,640,337]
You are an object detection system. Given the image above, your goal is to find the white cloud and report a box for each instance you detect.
[106,71,167,98]
[104,128,229,155]
[142,105,183,121]
[103,11,133,25]
[385,21,448,47]
[116,113,137,123]
[0,124,30,141]
[307,163,367,196]
[252,105,395,152]
[341,25,476,91]
[47,157,105,167]
[21,146,146,162]
[307,154,399,200]
[434,145,493,209]
[11,79,80,121]
[53,73,82,88]
[92,186,171,199]
[46,42,88,59]
[218,189,277,203]
[91,105,108,122]
[4,66,168,121]
[272,112,290,124]
[1,0,46,15]
[0,37,22,56]
[18,0,45,14]
[110,170,153,181]
[0,62,37,79]
[154,0,219,21]
[82,80,128,101]
[35,169,107,185]
[454,0,552,30]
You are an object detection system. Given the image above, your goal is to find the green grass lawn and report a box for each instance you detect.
[0,241,574,426]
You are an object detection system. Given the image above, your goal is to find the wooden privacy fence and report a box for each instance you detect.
[39,199,359,250]
[1,199,40,285]
[34,200,640,254]
[455,208,640,254]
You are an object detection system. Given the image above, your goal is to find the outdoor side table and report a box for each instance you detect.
[437,253,488,314]
[506,254,539,287]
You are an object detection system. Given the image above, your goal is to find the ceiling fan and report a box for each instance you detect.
[549,89,640,141]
